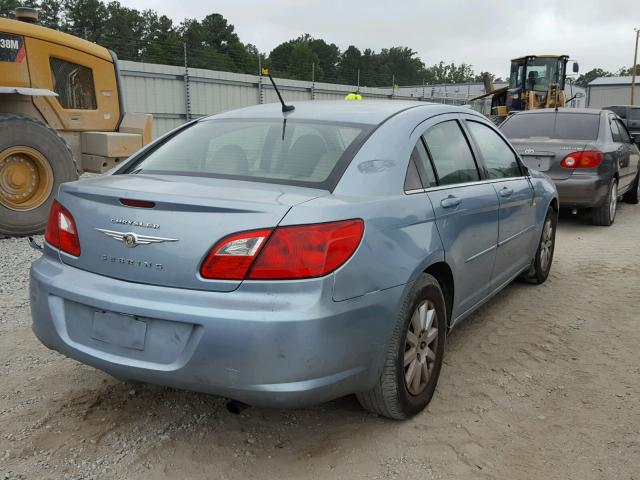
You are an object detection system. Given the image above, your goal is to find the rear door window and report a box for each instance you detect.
[466,121,521,179]
[423,121,480,186]
[629,108,640,121]
[501,113,600,140]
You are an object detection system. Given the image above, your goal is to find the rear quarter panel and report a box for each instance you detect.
[284,106,475,302]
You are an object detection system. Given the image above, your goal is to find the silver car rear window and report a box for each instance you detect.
[500,113,600,141]
[125,119,373,190]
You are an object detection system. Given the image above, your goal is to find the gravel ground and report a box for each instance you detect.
[1,205,639,480]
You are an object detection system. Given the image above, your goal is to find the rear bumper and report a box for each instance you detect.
[553,174,610,208]
[30,256,404,408]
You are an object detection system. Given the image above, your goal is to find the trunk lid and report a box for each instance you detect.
[56,174,327,292]
[510,138,594,180]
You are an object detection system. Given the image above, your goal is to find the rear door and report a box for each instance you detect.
[627,107,640,136]
[609,115,633,190]
[617,119,640,182]
[464,118,536,289]
[420,117,500,320]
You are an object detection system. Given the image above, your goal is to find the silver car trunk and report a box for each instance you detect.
[55,174,326,292]
[510,138,594,180]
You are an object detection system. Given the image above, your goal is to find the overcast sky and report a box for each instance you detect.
[120,0,639,80]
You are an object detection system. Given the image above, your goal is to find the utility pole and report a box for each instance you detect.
[183,42,191,121]
[631,28,639,105]
[357,69,360,93]
[258,55,264,104]
[311,63,316,100]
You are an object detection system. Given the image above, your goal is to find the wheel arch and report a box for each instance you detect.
[423,261,454,328]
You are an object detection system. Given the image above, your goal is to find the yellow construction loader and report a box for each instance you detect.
[0,8,152,236]
[470,54,580,124]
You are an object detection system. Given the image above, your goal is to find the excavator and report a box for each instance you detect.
[470,55,581,124]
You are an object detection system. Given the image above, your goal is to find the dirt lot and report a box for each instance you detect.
[1,205,639,480]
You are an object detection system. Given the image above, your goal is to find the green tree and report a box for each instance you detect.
[39,0,63,29]
[575,68,613,88]
[63,0,107,42]
[378,47,426,85]
[0,0,22,17]
[101,2,146,61]
[139,10,182,65]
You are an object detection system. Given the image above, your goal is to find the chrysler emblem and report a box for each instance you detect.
[96,228,178,248]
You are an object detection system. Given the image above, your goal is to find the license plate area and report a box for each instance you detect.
[91,311,147,351]
[522,156,552,171]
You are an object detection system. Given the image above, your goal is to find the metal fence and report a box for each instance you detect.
[118,60,483,138]
[118,61,587,138]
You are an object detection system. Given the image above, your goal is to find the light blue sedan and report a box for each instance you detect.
[30,101,558,419]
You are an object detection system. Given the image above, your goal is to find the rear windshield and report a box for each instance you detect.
[125,119,372,190]
[500,113,600,141]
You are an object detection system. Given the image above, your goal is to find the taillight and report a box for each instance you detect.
[249,220,364,279]
[200,229,273,280]
[44,200,81,256]
[561,150,603,169]
[199,219,364,281]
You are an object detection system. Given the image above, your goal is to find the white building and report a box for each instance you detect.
[586,76,640,108]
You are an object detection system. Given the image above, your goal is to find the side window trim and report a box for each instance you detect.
[609,116,621,143]
[615,119,632,144]
[462,117,525,178]
[418,136,440,185]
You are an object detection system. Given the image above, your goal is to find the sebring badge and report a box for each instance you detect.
[96,228,178,248]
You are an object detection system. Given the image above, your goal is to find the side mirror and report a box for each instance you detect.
[633,135,640,146]
[572,62,579,73]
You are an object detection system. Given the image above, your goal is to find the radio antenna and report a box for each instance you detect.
[262,68,295,113]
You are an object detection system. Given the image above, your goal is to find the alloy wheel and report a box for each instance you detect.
[404,301,438,396]
[539,218,554,272]
[609,182,618,222]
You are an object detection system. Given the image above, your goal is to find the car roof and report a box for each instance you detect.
[510,108,603,116]
[206,100,480,125]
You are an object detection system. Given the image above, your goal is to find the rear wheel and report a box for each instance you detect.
[592,178,617,226]
[357,274,447,419]
[0,114,78,237]
[522,208,556,284]
[622,170,639,204]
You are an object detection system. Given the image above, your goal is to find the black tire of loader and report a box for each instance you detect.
[0,114,78,237]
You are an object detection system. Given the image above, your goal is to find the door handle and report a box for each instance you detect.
[440,196,461,208]
[499,187,514,198]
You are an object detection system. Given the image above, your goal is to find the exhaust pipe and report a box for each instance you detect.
[226,400,250,415]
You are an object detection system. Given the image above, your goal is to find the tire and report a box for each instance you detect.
[357,273,447,420]
[522,207,557,284]
[622,170,639,204]
[591,178,618,226]
[0,114,78,237]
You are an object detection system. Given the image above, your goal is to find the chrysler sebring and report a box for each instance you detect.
[30,101,558,419]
